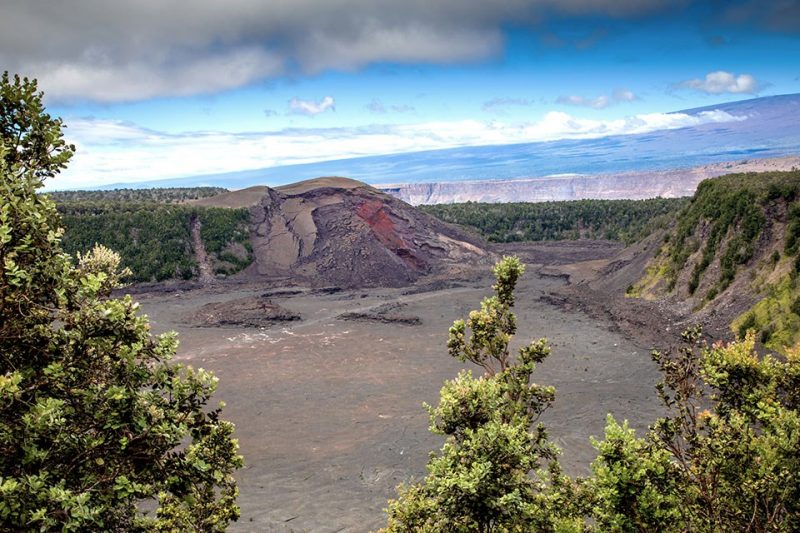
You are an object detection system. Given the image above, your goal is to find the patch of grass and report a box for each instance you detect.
[628,257,670,299]
[732,274,800,353]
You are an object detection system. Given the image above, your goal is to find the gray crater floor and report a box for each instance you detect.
[138,270,662,532]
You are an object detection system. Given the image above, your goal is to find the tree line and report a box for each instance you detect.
[420,197,687,244]
[55,201,252,282]
[49,186,227,204]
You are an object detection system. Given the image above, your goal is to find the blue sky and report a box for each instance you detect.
[2,0,799,189]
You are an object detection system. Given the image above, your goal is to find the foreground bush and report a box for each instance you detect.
[590,328,800,531]
[0,72,242,531]
[385,259,800,532]
[382,257,583,532]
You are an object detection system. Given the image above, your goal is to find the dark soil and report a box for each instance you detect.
[261,289,306,298]
[493,240,624,266]
[244,178,494,288]
[533,234,738,350]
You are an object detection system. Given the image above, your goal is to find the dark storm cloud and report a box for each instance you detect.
[0,0,763,102]
[720,0,800,33]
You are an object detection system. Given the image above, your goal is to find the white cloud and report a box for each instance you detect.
[366,99,388,114]
[557,94,610,109]
[0,0,674,102]
[390,104,415,113]
[679,71,762,94]
[612,88,637,102]
[482,98,535,113]
[366,99,415,114]
[557,88,637,109]
[288,96,335,116]
[52,108,746,189]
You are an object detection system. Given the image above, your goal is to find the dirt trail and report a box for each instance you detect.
[190,215,215,284]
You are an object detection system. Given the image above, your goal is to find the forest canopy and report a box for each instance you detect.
[53,197,252,283]
[421,197,687,244]
[48,187,227,204]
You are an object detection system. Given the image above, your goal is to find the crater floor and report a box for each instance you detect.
[137,247,663,532]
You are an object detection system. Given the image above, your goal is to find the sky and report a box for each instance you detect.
[2,0,799,190]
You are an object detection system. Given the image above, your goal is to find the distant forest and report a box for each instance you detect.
[51,188,252,283]
[420,197,688,244]
[49,186,227,204]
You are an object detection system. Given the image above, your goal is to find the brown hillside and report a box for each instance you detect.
[202,177,494,287]
[275,176,366,195]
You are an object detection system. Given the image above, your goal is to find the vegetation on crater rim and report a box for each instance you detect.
[632,169,800,352]
[420,197,686,244]
[57,201,252,282]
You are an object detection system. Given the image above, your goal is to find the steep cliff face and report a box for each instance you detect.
[378,158,800,205]
[243,177,492,287]
[380,173,699,205]
[629,170,800,352]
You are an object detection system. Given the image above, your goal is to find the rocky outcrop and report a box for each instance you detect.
[244,177,492,287]
[187,296,301,327]
[337,303,422,326]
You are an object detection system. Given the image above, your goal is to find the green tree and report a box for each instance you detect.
[382,255,800,532]
[75,243,133,296]
[587,328,800,531]
[588,416,682,532]
[0,76,242,531]
[382,257,583,532]
[0,71,74,179]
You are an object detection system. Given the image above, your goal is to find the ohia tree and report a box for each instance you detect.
[0,72,242,531]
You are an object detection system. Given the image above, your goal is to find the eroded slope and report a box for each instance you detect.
[241,177,493,287]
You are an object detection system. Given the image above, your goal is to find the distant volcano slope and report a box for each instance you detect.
[200,177,492,287]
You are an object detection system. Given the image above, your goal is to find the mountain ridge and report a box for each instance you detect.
[73,93,800,195]
[379,156,800,205]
